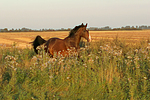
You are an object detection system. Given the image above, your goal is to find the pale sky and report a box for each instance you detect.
[0,0,150,29]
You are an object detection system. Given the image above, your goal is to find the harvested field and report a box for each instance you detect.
[0,30,150,48]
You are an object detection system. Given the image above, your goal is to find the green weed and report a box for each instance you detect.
[0,38,150,100]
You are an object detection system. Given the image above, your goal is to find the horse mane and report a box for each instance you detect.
[68,24,85,37]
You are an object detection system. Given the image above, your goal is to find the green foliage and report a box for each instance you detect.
[0,38,150,100]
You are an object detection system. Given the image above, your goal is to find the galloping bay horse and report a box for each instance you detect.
[32,23,91,57]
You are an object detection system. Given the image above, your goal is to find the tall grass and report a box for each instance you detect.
[0,38,150,100]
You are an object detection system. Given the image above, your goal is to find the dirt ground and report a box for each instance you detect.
[0,30,150,48]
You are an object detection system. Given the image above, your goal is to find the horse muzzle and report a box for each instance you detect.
[87,34,91,42]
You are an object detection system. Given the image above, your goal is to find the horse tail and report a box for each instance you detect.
[31,35,47,54]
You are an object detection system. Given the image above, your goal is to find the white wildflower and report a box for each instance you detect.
[67,77,70,80]
[83,63,87,68]
[144,77,147,80]
[147,46,150,50]
[127,56,132,59]
[96,56,99,59]
[31,56,38,62]
[134,49,138,53]
[49,75,53,79]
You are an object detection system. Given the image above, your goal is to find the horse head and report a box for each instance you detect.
[80,23,91,42]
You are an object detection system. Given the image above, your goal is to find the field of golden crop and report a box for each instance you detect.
[0,30,150,48]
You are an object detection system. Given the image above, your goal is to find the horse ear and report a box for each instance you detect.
[81,23,84,26]
[85,23,88,27]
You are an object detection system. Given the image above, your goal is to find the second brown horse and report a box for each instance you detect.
[32,23,91,57]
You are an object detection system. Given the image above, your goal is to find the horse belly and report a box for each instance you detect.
[48,39,68,56]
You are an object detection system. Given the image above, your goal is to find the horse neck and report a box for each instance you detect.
[74,34,81,48]
[65,32,82,49]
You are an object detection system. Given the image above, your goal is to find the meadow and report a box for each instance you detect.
[0,31,150,99]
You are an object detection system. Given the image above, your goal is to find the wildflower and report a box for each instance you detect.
[128,77,132,82]
[36,46,41,50]
[42,62,48,68]
[55,72,59,75]
[15,63,18,66]
[119,49,122,54]
[83,63,87,68]
[31,97,35,100]
[134,56,139,61]
[147,46,150,50]
[126,60,132,66]
[14,68,17,71]
[49,75,53,79]
[113,51,118,56]
[5,55,16,61]
[11,56,16,61]
[37,55,42,59]
[100,46,103,49]
[88,58,94,63]
[58,58,64,64]
[96,56,99,59]
[11,66,15,69]
[141,50,146,54]
[98,51,101,54]
[106,44,109,47]
[58,51,61,55]
[144,77,147,80]
[67,77,70,80]
[5,55,10,59]
[113,45,117,49]
[31,56,38,62]
[88,54,91,57]
[80,47,85,51]
[49,58,57,62]
[127,56,132,59]
[33,62,38,66]
[134,49,138,53]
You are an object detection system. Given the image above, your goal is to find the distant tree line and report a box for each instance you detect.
[88,25,150,31]
[0,27,71,32]
[0,25,150,32]
[0,28,55,32]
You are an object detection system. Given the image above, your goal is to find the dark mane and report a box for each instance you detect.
[68,24,84,37]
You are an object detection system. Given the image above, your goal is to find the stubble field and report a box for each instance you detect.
[0,30,150,48]
[0,30,150,99]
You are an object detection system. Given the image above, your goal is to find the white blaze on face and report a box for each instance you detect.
[89,34,91,42]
